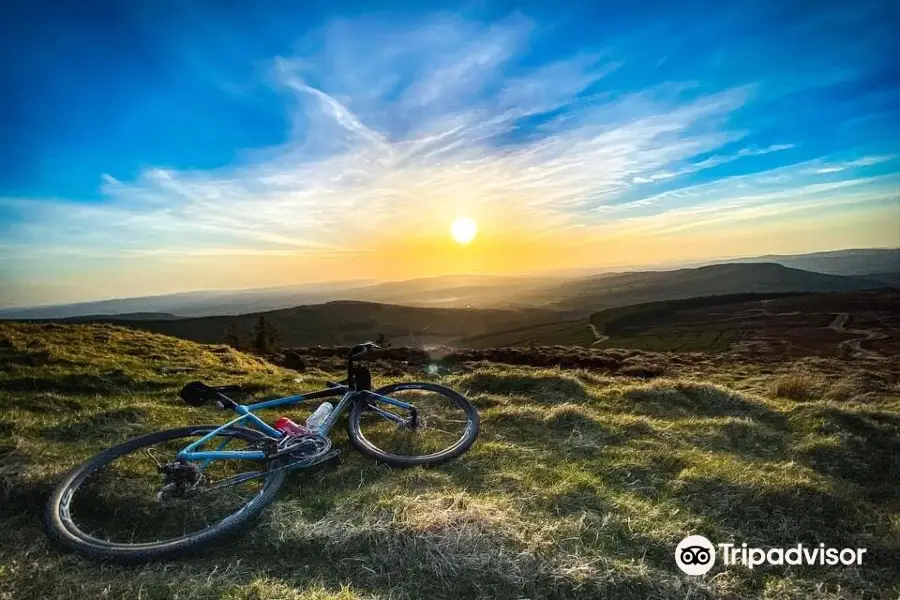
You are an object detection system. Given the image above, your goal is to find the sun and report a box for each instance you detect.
[450,216,478,244]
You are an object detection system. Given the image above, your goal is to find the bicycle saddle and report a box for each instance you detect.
[179,381,245,407]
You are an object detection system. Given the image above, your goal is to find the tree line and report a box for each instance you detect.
[223,317,389,354]
[223,316,279,354]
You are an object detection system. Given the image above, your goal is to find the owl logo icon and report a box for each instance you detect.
[675,535,716,575]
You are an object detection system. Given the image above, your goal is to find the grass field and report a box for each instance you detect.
[591,326,738,352]
[54,301,557,348]
[34,289,899,360]
[460,318,597,348]
[1,323,899,599]
[586,290,900,357]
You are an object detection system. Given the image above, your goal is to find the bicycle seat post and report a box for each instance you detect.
[346,342,379,390]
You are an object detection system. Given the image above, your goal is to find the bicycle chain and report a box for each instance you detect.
[200,448,342,492]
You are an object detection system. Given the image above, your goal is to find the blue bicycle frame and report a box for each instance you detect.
[176,385,415,464]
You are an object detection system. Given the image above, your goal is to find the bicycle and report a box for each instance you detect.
[43,342,480,562]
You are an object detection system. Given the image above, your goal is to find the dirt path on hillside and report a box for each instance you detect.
[828,312,888,359]
[589,324,609,345]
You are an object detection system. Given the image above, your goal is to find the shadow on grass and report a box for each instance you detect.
[6,393,86,414]
[275,458,397,522]
[675,476,899,572]
[5,451,696,599]
[0,447,49,519]
[798,407,900,503]
[40,408,149,442]
[0,372,171,396]
[198,504,696,600]
[460,373,590,403]
[595,455,687,502]
[482,404,620,444]
[670,419,790,459]
[675,476,855,542]
[621,381,790,429]
[0,348,66,368]
[0,419,16,437]
[0,476,51,520]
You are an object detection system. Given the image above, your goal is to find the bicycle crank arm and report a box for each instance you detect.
[195,449,343,493]
[284,449,342,471]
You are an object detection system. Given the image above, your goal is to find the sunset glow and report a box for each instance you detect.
[1,3,898,307]
[450,217,478,245]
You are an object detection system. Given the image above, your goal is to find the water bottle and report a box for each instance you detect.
[305,402,334,431]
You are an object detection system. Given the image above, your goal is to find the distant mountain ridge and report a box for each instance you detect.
[0,280,374,320]
[526,262,887,313]
[717,248,899,276]
[61,312,181,321]
[1,248,895,319]
[21,262,890,349]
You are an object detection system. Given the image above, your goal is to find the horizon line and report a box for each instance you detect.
[2,244,896,311]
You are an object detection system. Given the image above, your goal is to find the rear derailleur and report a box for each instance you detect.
[156,460,203,502]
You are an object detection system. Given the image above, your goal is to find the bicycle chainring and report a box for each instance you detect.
[274,433,332,466]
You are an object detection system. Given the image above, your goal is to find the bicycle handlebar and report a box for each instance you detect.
[346,342,379,388]
[181,343,380,406]
[347,342,380,360]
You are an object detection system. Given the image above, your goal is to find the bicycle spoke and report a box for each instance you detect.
[64,429,271,545]
[357,388,472,458]
[428,426,459,438]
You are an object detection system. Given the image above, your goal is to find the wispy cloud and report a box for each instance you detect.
[811,154,898,174]
[1,10,898,301]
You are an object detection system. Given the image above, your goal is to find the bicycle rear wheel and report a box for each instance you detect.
[44,425,284,562]
[348,382,479,467]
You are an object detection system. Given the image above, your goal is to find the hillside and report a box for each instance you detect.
[723,248,900,276]
[529,263,885,313]
[1,323,898,599]
[64,301,561,348]
[589,290,900,356]
[62,312,181,321]
[340,274,561,308]
[24,264,889,351]
[3,250,893,320]
[0,280,375,320]
[0,274,551,319]
[463,290,900,357]
[865,272,900,287]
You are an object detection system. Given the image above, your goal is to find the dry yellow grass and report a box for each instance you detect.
[1,323,898,599]
[770,373,824,401]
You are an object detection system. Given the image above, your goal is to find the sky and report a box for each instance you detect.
[1,0,899,307]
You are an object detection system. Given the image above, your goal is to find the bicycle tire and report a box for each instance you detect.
[43,425,285,563]
[347,382,479,467]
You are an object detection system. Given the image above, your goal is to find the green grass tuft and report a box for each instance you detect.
[770,374,823,401]
[1,323,898,599]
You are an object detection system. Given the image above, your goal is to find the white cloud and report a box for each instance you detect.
[1,15,890,267]
[811,154,898,174]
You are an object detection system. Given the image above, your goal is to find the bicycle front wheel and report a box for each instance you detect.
[44,425,284,563]
[348,382,479,467]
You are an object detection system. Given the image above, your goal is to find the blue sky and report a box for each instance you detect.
[1,1,899,306]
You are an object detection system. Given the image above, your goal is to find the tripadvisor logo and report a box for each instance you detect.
[676,535,716,575]
[675,536,867,576]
